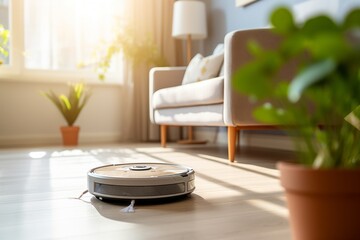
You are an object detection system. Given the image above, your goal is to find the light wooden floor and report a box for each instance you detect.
[0,143,296,240]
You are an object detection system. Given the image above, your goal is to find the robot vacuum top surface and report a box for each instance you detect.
[90,163,192,179]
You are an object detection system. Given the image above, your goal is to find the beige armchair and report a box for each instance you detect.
[149,28,282,162]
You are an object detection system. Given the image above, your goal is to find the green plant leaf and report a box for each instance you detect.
[253,104,282,124]
[60,95,71,110]
[345,105,360,131]
[270,7,296,35]
[87,24,167,80]
[42,83,91,126]
[0,24,9,60]
[313,144,333,168]
[233,62,272,99]
[273,82,289,98]
[343,8,360,29]
[302,15,338,36]
[305,33,349,60]
[247,40,263,57]
[233,51,283,100]
[288,59,336,102]
[280,34,305,57]
[233,6,360,168]
[42,91,63,113]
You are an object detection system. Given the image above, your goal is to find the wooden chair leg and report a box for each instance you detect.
[161,125,167,148]
[228,126,237,162]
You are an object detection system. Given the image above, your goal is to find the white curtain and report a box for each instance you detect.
[120,0,180,142]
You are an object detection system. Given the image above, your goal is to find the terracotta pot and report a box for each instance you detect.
[278,162,360,240]
[60,126,80,146]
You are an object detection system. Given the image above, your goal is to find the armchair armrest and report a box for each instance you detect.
[223,28,280,126]
[149,66,186,123]
[149,67,186,92]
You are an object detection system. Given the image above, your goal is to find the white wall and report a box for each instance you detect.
[0,80,123,147]
[202,0,360,54]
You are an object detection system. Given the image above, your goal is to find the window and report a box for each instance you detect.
[1,0,127,83]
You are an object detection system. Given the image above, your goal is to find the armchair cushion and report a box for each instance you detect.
[153,76,224,109]
[182,53,224,85]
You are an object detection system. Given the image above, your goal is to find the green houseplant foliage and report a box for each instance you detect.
[42,83,91,126]
[233,7,360,169]
[0,24,9,65]
[85,25,166,81]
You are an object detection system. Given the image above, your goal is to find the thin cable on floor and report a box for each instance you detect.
[71,190,136,213]
[69,189,91,203]
[77,190,89,199]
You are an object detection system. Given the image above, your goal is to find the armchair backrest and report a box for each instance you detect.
[223,28,296,126]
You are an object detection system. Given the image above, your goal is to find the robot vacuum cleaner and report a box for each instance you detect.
[88,163,195,200]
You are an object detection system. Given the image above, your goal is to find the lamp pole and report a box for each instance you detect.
[172,0,208,144]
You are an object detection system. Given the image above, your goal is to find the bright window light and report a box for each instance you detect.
[24,0,125,71]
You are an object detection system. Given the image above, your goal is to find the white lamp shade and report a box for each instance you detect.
[172,1,207,40]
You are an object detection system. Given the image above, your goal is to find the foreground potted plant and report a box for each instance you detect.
[42,82,91,146]
[233,7,360,240]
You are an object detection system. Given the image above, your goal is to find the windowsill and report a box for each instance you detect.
[0,68,123,86]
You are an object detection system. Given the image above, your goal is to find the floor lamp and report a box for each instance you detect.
[172,0,208,144]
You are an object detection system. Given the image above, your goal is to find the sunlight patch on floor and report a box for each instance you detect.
[151,151,211,164]
[29,151,47,159]
[239,182,284,194]
[247,199,288,218]
[51,149,91,157]
[135,147,175,153]
[195,186,243,199]
[234,164,279,178]
[196,154,229,163]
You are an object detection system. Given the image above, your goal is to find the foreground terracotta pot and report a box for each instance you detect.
[60,126,80,146]
[278,162,360,240]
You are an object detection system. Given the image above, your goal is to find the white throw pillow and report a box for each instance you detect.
[182,54,203,85]
[219,64,224,77]
[213,43,225,77]
[212,43,224,55]
[182,53,224,85]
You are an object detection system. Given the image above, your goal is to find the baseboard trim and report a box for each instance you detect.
[242,132,295,151]
[195,127,295,151]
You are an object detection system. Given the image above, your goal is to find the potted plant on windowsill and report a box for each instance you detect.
[42,82,91,146]
[233,7,360,240]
